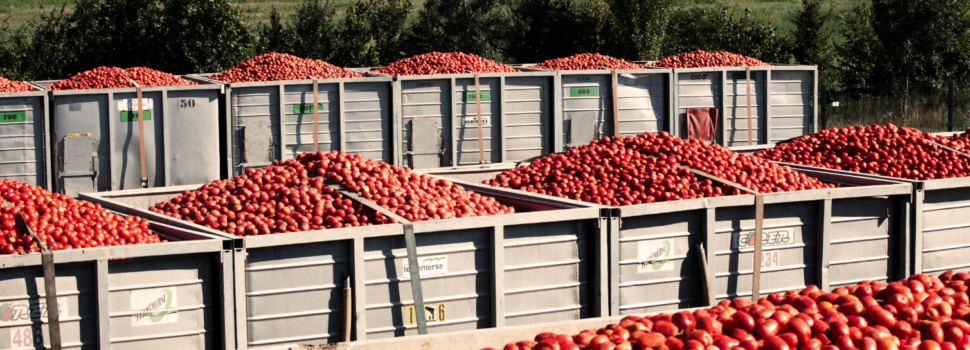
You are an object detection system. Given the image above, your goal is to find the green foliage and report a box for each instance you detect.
[161,0,255,74]
[256,8,294,55]
[289,0,339,61]
[0,6,74,80]
[871,0,970,85]
[401,0,514,61]
[65,0,166,73]
[331,1,378,67]
[363,0,413,65]
[664,5,790,64]
[506,0,586,64]
[603,0,673,61]
[835,2,884,87]
[788,0,836,85]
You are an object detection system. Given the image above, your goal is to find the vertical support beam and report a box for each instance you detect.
[226,86,235,177]
[162,89,171,187]
[234,249,249,349]
[668,70,676,135]
[553,72,563,153]
[491,225,505,328]
[219,250,235,350]
[339,81,347,152]
[720,71,728,146]
[108,91,116,190]
[765,69,772,145]
[751,194,765,302]
[96,259,109,350]
[898,192,913,280]
[913,188,925,275]
[450,77,458,167]
[392,78,403,167]
[817,199,832,292]
[41,92,52,190]
[813,68,820,133]
[611,69,620,136]
[746,67,753,146]
[609,209,621,316]
[703,208,716,306]
[352,237,367,341]
[500,76,507,163]
[595,211,610,317]
[277,84,285,161]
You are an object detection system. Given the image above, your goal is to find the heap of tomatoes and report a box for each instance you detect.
[485,132,833,206]
[0,179,163,255]
[648,51,771,68]
[485,271,970,350]
[208,53,363,83]
[0,77,34,93]
[534,53,643,70]
[755,124,970,180]
[49,66,196,90]
[373,51,518,75]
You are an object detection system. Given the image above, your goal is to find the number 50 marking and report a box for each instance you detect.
[179,99,196,108]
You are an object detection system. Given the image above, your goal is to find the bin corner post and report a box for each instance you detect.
[912,188,925,276]
[224,87,234,178]
[898,192,914,280]
[817,199,832,293]
[351,237,366,341]
[219,249,236,350]
[499,75,507,164]
[491,225,506,328]
[234,248,249,349]
[702,208,716,307]
[403,223,429,334]
[751,193,765,302]
[593,209,609,318]
[392,79,403,167]
[338,81,347,153]
[553,72,563,153]
[96,259,110,350]
[608,208,621,316]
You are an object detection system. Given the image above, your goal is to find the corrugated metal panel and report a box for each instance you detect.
[503,77,549,163]
[364,229,490,339]
[244,242,350,347]
[617,73,665,137]
[0,95,46,187]
[676,72,721,142]
[829,197,893,285]
[921,187,970,273]
[454,78,500,165]
[282,83,339,158]
[562,75,610,147]
[770,71,812,144]
[723,72,766,146]
[402,79,451,168]
[0,265,96,349]
[344,83,391,162]
[232,87,282,168]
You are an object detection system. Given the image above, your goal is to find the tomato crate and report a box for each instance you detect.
[0,83,51,190]
[425,165,912,317]
[0,217,233,350]
[777,162,970,279]
[32,77,223,197]
[189,74,395,178]
[79,177,607,348]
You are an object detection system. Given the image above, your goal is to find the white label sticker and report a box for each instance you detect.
[130,287,178,326]
[402,255,448,277]
[0,297,68,325]
[8,326,43,350]
[462,116,490,126]
[732,227,796,250]
[117,98,154,112]
[637,239,675,273]
[758,250,782,269]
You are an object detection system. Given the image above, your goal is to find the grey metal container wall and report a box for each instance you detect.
[387,71,555,169]
[0,84,51,189]
[80,181,606,348]
[669,65,818,147]
[777,163,970,278]
[192,75,395,177]
[0,217,233,350]
[549,68,672,152]
[33,78,223,197]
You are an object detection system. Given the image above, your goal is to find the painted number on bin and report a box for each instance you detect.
[179,99,196,108]
[118,99,153,122]
[758,251,781,269]
[9,326,43,350]
[404,303,447,326]
[0,111,25,123]
[460,91,490,102]
[570,86,598,97]
[293,104,325,114]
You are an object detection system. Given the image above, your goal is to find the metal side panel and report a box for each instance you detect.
[409,119,441,170]
[0,96,45,186]
[617,210,704,314]
[343,82,392,162]
[617,73,665,136]
[165,89,221,186]
[281,83,339,159]
[828,196,893,286]
[921,187,970,273]
[769,71,812,144]
[0,264,96,350]
[55,94,110,195]
[244,241,351,348]
[60,135,97,197]
[106,255,215,350]
[503,77,550,163]
[676,72,720,141]
[569,115,598,148]
[562,75,609,148]
[232,87,280,171]
[713,202,818,300]
[363,229,490,339]
[401,80,450,167]
[454,78,500,165]
[723,71,767,146]
[503,220,587,326]
[109,91,164,190]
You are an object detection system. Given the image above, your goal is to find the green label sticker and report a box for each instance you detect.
[0,111,26,123]
[293,104,325,114]
[570,86,598,97]
[120,110,152,122]
[460,91,490,102]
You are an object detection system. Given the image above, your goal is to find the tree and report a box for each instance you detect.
[835,2,885,87]
[401,0,514,61]
[603,0,673,61]
[870,0,970,85]
[664,5,789,64]
[289,0,340,62]
[256,8,294,55]
[331,1,379,67]
[788,0,836,85]
[161,0,255,74]
[65,0,166,74]
[363,0,412,65]
[507,0,584,64]
[0,6,74,80]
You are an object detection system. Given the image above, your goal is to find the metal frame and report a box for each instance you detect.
[80,176,608,348]
[0,215,233,350]
[0,84,52,190]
